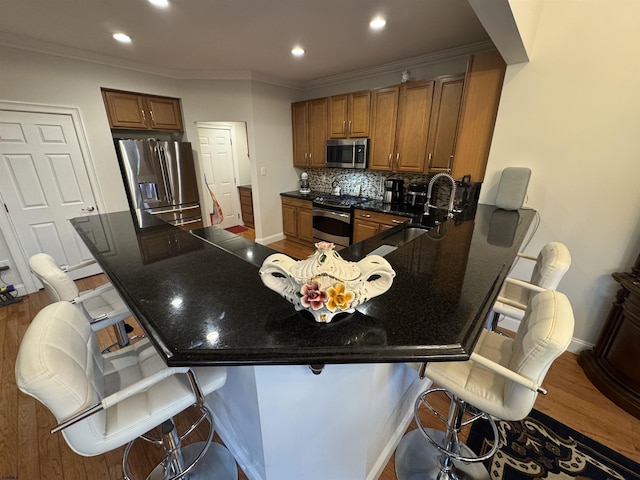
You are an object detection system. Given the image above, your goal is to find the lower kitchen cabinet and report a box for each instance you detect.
[352,209,411,243]
[282,196,313,244]
[238,186,254,228]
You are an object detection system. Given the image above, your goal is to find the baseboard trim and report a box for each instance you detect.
[255,232,284,245]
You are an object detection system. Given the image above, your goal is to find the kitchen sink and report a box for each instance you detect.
[381,226,429,246]
[366,225,429,257]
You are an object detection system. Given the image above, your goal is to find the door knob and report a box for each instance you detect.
[82,206,95,212]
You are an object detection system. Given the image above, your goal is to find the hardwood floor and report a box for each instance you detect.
[1,228,638,479]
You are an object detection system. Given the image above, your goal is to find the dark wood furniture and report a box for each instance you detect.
[237,185,254,228]
[579,254,640,418]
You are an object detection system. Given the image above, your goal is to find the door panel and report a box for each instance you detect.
[198,126,239,229]
[0,110,101,279]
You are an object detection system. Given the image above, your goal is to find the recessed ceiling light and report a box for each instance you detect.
[112,33,132,43]
[148,0,170,7]
[370,17,386,30]
[291,47,305,57]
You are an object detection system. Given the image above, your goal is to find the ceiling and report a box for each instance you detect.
[0,0,494,88]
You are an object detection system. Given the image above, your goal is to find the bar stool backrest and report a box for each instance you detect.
[29,253,80,302]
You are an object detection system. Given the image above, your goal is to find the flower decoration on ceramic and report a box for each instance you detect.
[259,241,395,323]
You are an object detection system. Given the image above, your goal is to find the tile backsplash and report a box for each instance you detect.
[300,168,481,211]
[304,168,433,199]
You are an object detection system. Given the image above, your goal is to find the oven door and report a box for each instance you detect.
[312,206,351,247]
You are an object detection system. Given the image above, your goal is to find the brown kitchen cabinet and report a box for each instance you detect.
[328,91,371,138]
[451,50,506,181]
[368,86,400,171]
[281,196,313,244]
[426,75,465,173]
[292,98,327,168]
[238,185,254,228]
[102,88,184,131]
[352,209,411,243]
[369,77,463,174]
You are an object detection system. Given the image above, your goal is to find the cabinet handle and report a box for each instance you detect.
[343,121,347,135]
[360,213,371,218]
[149,109,155,124]
[388,153,392,167]
[395,153,400,168]
[392,219,403,224]
[348,120,352,135]
[141,109,147,126]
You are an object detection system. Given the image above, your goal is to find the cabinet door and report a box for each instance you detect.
[308,98,328,167]
[146,96,184,131]
[427,75,464,173]
[102,90,148,129]
[328,95,349,138]
[297,207,314,243]
[291,101,309,168]
[369,87,399,171]
[353,218,380,243]
[282,203,298,238]
[395,81,434,173]
[348,91,371,138]
[452,50,506,181]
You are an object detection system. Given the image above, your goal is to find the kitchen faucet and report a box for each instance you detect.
[424,173,457,218]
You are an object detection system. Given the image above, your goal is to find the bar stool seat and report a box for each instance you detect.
[29,252,141,351]
[15,301,237,479]
[396,290,574,480]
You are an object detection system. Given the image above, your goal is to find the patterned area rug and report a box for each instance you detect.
[466,409,640,479]
[225,225,248,234]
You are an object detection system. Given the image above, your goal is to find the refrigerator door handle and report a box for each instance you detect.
[157,146,174,204]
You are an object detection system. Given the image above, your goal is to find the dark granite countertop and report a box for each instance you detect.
[70,205,534,366]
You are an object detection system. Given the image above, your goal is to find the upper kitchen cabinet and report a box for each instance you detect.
[369,80,438,173]
[450,50,507,181]
[327,91,371,138]
[292,98,327,168]
[426,75,465,174]
[102,88,184,132]
[368,86,399,171]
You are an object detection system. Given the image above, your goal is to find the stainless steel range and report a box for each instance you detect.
[312,194,367,248]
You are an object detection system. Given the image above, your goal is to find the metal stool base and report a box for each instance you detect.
[395,429,489,480]
[147,442,238,480]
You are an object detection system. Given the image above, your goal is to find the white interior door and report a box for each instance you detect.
[198,126,239,229]
[0,110,102,280]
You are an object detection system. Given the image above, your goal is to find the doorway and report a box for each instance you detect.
[196,122,250,230]
[0,103,103,293]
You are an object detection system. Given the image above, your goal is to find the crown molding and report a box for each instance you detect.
[297,41,496,91]
[0,32,494,90]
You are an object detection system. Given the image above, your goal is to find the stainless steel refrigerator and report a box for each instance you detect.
[115,139,202,228]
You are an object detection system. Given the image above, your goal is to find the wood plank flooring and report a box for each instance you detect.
[1,228,638,479]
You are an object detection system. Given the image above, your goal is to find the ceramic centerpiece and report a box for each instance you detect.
[259,242,395,323]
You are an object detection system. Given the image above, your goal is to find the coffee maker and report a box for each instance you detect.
[383,179,404,204]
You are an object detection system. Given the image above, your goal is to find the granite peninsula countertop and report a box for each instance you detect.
[70,205,535,366]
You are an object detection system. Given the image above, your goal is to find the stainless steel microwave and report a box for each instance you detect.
[325,138,369,169]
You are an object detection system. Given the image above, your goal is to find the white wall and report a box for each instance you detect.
[480,0,640,344]
[249,81,300,242]
[0,45,297,286]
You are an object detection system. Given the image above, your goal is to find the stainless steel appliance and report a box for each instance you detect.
[406,183,428,207]
[325,138,369,169]
[312,194,366,248]
[383,179,404,204]
[115,139,202,228]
